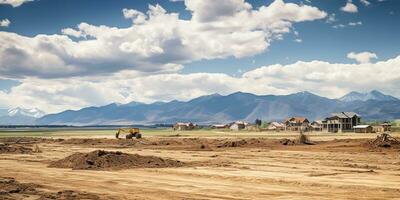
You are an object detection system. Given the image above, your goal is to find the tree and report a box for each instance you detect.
[255,119,262,127]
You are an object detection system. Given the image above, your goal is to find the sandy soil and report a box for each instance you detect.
[0,134,400,200]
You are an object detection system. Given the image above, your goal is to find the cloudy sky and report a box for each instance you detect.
[0,0,399,113]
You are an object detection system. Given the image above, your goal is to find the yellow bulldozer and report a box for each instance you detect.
[115,128,142,139]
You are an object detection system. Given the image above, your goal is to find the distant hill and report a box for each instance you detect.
[36,90,400,125]
[0,107,46,125]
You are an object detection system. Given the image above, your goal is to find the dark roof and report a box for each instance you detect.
[285,117,309,123]
[330,112,360,118]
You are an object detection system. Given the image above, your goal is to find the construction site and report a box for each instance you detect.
[1,129,400,200]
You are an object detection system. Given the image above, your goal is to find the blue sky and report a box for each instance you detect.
[0,0,399,112]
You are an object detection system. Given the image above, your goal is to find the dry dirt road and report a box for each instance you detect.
[1,134,400,200]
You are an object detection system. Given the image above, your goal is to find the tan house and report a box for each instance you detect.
[373,122,392,133]
[173,122,196,131]
[324,112,361,133]
[229,121,248,131]
[310,121,323,131]
[267,122,286,131]
[284,117,310,132]
[354,125,373,133]
[381,122,392,132]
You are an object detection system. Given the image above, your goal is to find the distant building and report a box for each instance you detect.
[310,121,323,131]
[267,122,286,131]
[324,112,361,133]
[229,121,248,131]
[381,122,392,132]
[372,122,392,133]
[354,125,373,133]
[284,117,310,132]
[211,124,228,129]
[173,122,196,131]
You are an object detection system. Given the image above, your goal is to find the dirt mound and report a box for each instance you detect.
[216,138,268,148]
[49,150,184,170]
[0,177,38,195]
[280,138,296,145]
[0,177,102,200]
[279,134,315,146]
[0,144,34,154]
[368,133,400,148]
[217,139,249,148]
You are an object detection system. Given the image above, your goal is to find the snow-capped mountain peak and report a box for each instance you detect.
[339,90,399,102]
[7,107,46,118]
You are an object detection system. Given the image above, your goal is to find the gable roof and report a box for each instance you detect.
[380,122,391,126]
[311,120,323,125]
[175,122,194,126]
[353,125,372,129]
[285,117,309,123]
[330,112,360,118]
[234,121,249,125]
[270,122,285,127]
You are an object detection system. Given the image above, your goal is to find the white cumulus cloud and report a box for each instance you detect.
[347,51,377,64]
[0,0,327,79]
[341,0,358,13]
[360,0,370,6]
[0,0,33,7]
[0,19,10,27]
[348,21,362,26]
[122,8,147,24]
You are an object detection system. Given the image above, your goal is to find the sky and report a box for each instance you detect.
[0,0,399,113]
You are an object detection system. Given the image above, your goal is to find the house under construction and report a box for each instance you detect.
[323,112,361,133]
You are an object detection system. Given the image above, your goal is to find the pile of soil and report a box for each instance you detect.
[0,177,38,195]
[0,144,33,154]
[49,150,184,170]
[0,177,101,200]
[368,133,400,148]
[280,138,295,145]
[279,134,315,146]
[217,139,249,148]
[216,138,269,148]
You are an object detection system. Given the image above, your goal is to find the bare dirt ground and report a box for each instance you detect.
[1,133,400,200]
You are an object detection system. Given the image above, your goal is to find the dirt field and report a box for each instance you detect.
[1,132,400,200]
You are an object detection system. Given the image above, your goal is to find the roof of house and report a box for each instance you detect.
[270,122,285,127]
[212,124,227,127]
[353,125,372,129]
[330,112,359,118]
[312,120,323,125]
[285,117,309,123]
[175,122,193,126]
[234,121,248,125]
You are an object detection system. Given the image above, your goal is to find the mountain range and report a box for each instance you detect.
[33,90,400,126]
[0,107,45,125]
